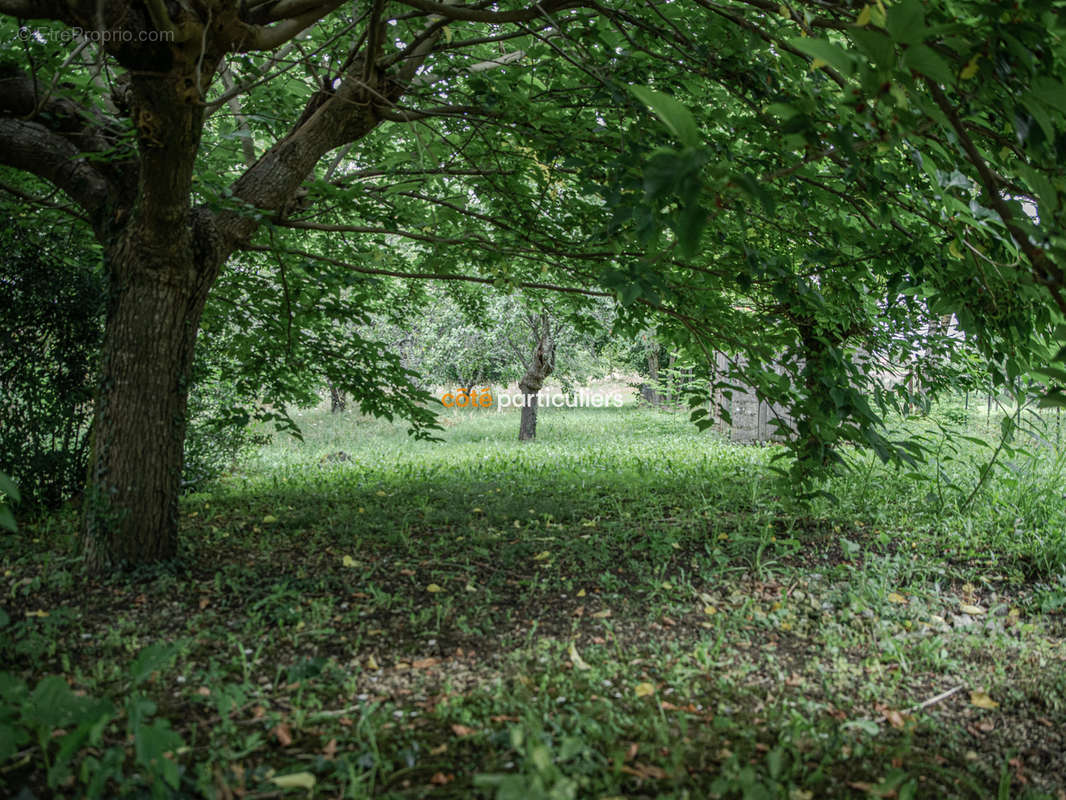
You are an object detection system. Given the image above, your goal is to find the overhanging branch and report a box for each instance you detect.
[238,242,613,297]
[0,118,110,226]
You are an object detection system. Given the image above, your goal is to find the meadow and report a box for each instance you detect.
[2,398,1065,798]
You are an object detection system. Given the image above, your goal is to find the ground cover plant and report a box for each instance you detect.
[2,400,1065,798]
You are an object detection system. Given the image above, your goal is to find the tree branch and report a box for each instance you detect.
[0,0,67,20]
[0,118,110,225]
[238,243,613,297]
[235,0,345,52]
[924,78,1066,314]
[394,0,583,24]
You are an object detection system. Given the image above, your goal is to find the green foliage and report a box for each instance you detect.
[0,217,104,509]
[0,645,182,797]
[474,721,593,800]
[0,473,19,533]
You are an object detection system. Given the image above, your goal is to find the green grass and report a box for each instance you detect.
[2,402,1066,798]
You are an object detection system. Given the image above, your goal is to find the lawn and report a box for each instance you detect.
[2,400,1065,798]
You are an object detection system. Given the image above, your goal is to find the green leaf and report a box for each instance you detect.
[885,0,926,45]
[789,37,857,76]
[134,719,183,789]
[130,644,177,687]
[630,86,701,147]
[1029,77,1066,115]
[0,473,19,504]
[25,677,92,730]
[1021,93,1056,147]
[676,202,707,258]
[850,29,896,70]
[902,45,955,86]
[0,721,29,762]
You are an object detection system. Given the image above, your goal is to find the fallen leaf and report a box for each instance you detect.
[270,772,314,790]
[960,603,986,615]
[634,682,655,698]
[322,738,338,759]
[887,592,907,604]
[342,555,357,568]
[620,762,666,779]
[195,686,211,697]
[568,641,591,670]
[366,655,379,670]
[430,772,454,785]
[426,583,444,593]
[885,709,905,729]
[591,609,612,619]
[430,743,448,755]
[262,515,278,524]
[24,610,49,618]
[970,690,999,710]
[411,657,440,669]
[576,589,586,598]
[451,724,477,737]
[533,550,551,561]
[272,722,293,746]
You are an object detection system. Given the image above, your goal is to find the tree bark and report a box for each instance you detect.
[329,383,347,413]
[518,331,554,441]
[83,252,210,570]
[642,347,662,406]
[80,64,217,572]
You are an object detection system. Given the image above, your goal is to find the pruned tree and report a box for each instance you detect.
[512,312,556,441]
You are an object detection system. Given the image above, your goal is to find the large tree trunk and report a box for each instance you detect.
[518,333,555,441]
[82,253,209,571]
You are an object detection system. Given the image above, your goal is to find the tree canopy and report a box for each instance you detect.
[2,0,1065,566]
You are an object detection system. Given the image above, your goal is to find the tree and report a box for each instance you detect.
[0,0,610,570]
[514,312,556,440]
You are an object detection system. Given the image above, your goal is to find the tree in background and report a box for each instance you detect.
[514,312,556,441]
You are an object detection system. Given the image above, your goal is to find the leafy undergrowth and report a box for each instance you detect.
[2,405,1066,798]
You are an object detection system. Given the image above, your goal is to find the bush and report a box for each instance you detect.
[0,645,184,798]
[0,224,104,509]
[0,217,267,506]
